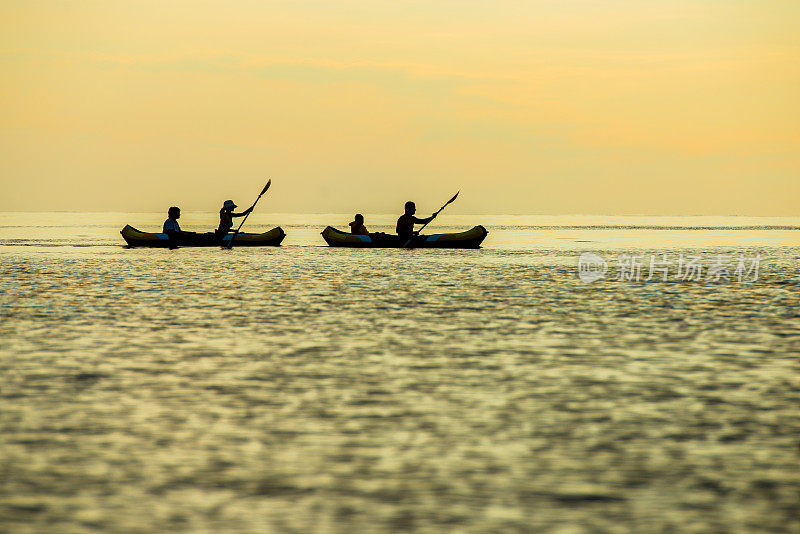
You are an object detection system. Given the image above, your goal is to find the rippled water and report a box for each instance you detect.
[1,213,799,532]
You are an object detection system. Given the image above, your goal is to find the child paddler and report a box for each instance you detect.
[349,214,369,235]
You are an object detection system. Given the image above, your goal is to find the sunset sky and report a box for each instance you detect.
[1,1,798,215]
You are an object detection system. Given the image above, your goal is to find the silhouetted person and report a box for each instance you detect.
[162,206,194,248]
[396,201,434,240]
[349,214,369,235]
[163,206,182,236]
[217,200,253,236]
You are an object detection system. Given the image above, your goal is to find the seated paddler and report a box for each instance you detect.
[163,206,183,236]
[348,214,369,235]
[396,201,434,240]
[162,206,194,247]
[217,199,253,236]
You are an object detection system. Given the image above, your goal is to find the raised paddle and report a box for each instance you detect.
[225,179,271,249]
[404,191,459,248]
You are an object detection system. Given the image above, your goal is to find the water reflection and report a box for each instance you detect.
[0,214,798,531]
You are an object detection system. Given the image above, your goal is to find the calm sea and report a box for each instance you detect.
[1,212,799,532]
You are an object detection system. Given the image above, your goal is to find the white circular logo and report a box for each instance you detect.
[578,252,608,283]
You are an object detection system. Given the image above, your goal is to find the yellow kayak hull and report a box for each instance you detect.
[121,225,285,247]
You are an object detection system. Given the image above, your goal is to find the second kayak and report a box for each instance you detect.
[321,225,487,248]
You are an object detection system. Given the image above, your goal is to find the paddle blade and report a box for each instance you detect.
[445,191,459,205]
[260,179,271,196]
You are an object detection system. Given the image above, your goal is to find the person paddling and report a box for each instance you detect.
[217,200,253,236]
[396,201,434,241]
[349,214,369,235]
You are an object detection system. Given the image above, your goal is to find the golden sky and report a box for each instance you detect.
[1,1,798,215]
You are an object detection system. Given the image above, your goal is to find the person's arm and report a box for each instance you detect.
[164,220,179,235]
[232,206,254,218]
[169,229,195,236]
[413,215,435,224]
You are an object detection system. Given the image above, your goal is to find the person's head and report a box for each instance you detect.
[353,213,364,224]
[404,201,416,215]
[168,206,180,219]
[222,200,237,213]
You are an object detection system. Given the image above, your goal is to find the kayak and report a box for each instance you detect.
[321,225,487,248]
[121,225,285,247]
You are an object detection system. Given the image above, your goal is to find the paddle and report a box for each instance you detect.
[404,191,459,248]
[225,179,271,249]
